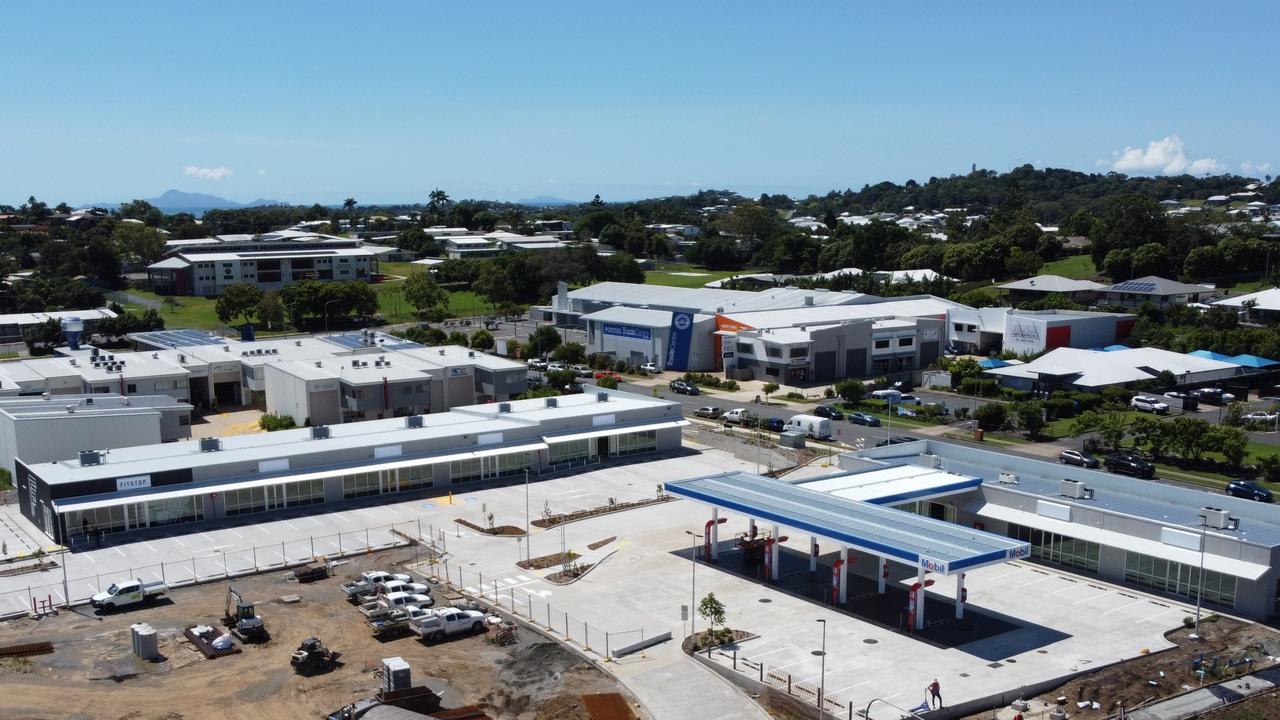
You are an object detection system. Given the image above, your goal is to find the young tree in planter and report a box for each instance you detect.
[698,592,728,646]
[761,382,780,403]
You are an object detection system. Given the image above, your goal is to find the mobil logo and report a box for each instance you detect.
[919,556,949,574]
[1007,545,1032,560]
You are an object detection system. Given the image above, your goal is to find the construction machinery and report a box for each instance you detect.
[291,637,340,674]
[223,585,268,642]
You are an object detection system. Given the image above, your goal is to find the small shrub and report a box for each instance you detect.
[258,413,298,432]
[823,387,835,398]
[723,380,740,392]
[784,391,805,400]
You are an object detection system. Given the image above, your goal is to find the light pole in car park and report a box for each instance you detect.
[523,469,531,561]
[1191,510,1238,639]
[815,618,828,719]
[686,530,702,643]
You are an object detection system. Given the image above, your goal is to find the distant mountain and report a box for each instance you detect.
[90,189,288,214]
[517,195,578,207]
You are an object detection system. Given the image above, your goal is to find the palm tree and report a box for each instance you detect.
[428,188,450,215]
[343,198,358,227]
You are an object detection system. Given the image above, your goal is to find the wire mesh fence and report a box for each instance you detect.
[0,519,421,619]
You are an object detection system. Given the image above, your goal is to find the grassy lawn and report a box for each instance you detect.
[834,399,947,428]
[123,289,225,331]
[378,261,422,278]
[644,262,754,289]
[1041,253,1100,280]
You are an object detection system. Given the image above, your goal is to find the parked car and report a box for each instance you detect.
[693,406,723,419]
[1242,411,1278,424]
[1225,479,1274,502]
[898,394,919,405]
[922,401,949,416]
[1163,391,1198,411]
[813,405,845,420]
[640,362,661,373]
[669,379,700,395]
[572,365,594,379]
[1194,387,1236,405]
[526,358,548,371]
[561,382,585,395]
[893,380,915,392]
[1130,396,1170,414]
[91,578,168,610]
[874,435,919,447]
[762,417,786,432]
[847,411,881,427]
[410,608,489,642]
[721,408,757,426]
[1058,449,1100,468]
[1104,451,1156,478]
[546,362,567,372]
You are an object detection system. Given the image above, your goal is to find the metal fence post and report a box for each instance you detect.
[280,541,285,565]
[547,603,551,628]
[478,571,483,595]
[509,587,514,612]
[606,632,611,661]
[338,532,343,555]
[310,536,315,559]
[191,556,196,581]
[365,527,370,550]
[222,550,228,578]
[564,611,570,640]
[417,518,421,540]
[161,561,166,584]
[584,621,590,651]
[252,546,257,570]
[493,580,498,603]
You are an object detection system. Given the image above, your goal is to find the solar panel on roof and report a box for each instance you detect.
[1112,281,1157,292]
[131,329,226,347]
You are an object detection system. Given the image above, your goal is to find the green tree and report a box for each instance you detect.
[527,325,562,358]
[1070,409,1129,450]
[22,318,62,356]
[1012,401,1046,439]
[427,188,451,215]
[257,290,285,330]
[469,329,495,350]
[697,592,728,644]
[947,357,983,383]
[551,342,586,365]
[974,402,1008,431]
[473,263,517,312]
[117,199,164,226]
[215,283,264,326]
[112,221,167,264]
[403,271,449,317]
[761,382,780,403]
[1207,425,1248,468]
[546,369,577,391]
[343,197,358,225]
[1129,415,1171,458]
[446,330,469,346]
[835,379,865,404]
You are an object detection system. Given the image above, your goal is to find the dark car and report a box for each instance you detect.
[813,405,845,420]
[669,380,701,395]
[1058,449,1100,468]
[875,435,920,447]
[561,382,585,395]
[1104,451,1155,478]
[847,411,881,427]
[762,417,786,432]
[1226,479,1274,502]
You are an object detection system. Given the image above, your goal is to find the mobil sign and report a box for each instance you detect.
[918,555,949,574]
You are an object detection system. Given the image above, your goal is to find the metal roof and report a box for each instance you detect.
[794,464,983,506]
[998,275,1106,293]
[130,329,227,348]
[1105,275,1214,296]
[665,471,1028,574]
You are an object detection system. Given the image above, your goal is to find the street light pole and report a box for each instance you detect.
[523,469,531,561]
[1193,512,1208,638]
[816,619,828,720]
[686,530,702,643]
[323,298,341,333]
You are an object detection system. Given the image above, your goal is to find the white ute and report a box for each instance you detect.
[340,570,411,599]
[409,607,488,642]
[359,591,433,619]
[356,579,431,603]
[91,578,168,609]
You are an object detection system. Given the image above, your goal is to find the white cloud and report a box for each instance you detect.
[1110,136,1222,176]
[183,165,234,180]
[1241,161,1272,176]
[256,169,268,176]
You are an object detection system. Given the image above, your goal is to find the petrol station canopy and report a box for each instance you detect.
[665,471,1029,575]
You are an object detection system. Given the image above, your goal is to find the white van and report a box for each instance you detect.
[786,414,832,440]
[869,389,903,404]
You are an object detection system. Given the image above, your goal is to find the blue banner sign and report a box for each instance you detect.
[666,312,694,371]
[602,323,651,342]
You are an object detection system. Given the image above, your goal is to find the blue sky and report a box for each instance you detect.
[5,2,1278,206]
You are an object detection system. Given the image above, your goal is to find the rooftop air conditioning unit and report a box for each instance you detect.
[498,402,511,413]
[152,353,159,359]
[917,453,943,469]
[405,415,424,429]
[545,397,558,408]
[468,351,475,358]
[1201,506,1234,530]
[1059,479,1094,500]
[311,425,330,440]
[295,340,302,347]
[78,450,102,466]
[997,472,1020,485]
[179,354,186,363]
[199,437,222,453]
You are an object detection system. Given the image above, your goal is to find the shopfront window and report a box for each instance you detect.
[1007,523,1099,573]
[342,471,381,499]
[1124,551,1236,608]
[615,430,657,456]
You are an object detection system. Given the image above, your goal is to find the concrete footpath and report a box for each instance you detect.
[1128,665,1280,720]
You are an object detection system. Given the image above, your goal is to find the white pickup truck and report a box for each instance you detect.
[409,607,488,642]
[356,580,431,604]
[367,606,434,637]
[340,571,411,600]
[358,591,433,619]
[91,578,168,610]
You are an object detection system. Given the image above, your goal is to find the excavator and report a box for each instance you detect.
[223,585,268,642]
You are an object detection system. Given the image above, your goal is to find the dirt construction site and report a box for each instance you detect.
[0,547,640,720]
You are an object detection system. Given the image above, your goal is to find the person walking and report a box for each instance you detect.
[928,678,942,708]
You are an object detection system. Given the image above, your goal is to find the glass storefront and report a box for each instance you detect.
[548,439,597,468]
[1007,523,1100,573]
[615,430,657,456]
[1124,551,1236,608]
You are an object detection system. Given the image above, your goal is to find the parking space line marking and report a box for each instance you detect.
[199,532,216,543]
[226,529,244,539]
[1104,599,1147,615]
[281,520,299,531]
[984,569,1026,583]
[772,658,815,671]
[831,679,872,693]
[1016,575,1054,588]
[113,547,125,558]
[516,575,532,582]
[1071,592,1111,605]
[81,553,96,565]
